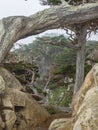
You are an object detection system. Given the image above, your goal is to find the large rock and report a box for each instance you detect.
[0,75,5,94]
[0,67,23,90]
[72,63,98,130]
[48,118,73,130]
[0,67,50,130]
[72,65,94,116]
[1,88,50,130]
[73,87,98,130]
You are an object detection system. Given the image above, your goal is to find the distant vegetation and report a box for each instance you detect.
[6,35,98,107]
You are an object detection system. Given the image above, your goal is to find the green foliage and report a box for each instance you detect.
[47,0,61,5]
[48,63,91,107]
[86,41,98,58]
[54,48,76,66]
[15,35,64,64]
[3,62,39,85]
[40,0,84,5]
[46,107,57,114]
[84,64,92,76]
[14,35,67,77]
[40,0,61,5]
[54,64,76,76]
[49,85,73,107]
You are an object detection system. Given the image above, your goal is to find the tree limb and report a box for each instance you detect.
[0,3,98,63]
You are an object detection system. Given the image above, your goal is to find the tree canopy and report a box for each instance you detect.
[40,0,85,5]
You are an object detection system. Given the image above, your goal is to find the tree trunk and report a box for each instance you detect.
[74,25,87,94]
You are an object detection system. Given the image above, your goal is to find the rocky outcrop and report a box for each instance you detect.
[0,67,50,130]
[73,87,98,130]
[72,68,94,116]
[72,63,98,130]
[6,88,50,129]
[72,63,98,116]
[0,67,23,90]
[48,118,73,130]
[0,75,5,94]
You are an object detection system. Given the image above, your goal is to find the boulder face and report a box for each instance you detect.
[48,118,73,130]
[0,67,50,130]
[72,63,98,130]
[73,87,98,130]
[0,75,5,94]
[5,89,50,129]
[72,63,96,116]
[0,67,23,90]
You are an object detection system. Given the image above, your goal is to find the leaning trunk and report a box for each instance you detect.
[74,25,87,94]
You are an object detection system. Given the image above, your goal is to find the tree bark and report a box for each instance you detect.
[0,3,98,63]
[74,25,87,94]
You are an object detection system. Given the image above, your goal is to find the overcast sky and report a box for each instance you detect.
[0,0,97,45]
[0,0,48,18]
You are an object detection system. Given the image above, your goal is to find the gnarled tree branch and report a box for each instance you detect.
[0,3,98,63]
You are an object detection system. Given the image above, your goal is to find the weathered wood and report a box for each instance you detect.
[74,25,87,94]
[0,3,98,62]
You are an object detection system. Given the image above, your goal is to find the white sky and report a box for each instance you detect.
[0,0,48,18]
[0,0,97,45]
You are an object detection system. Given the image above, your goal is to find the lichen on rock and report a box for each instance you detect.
[0,75,5,94]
